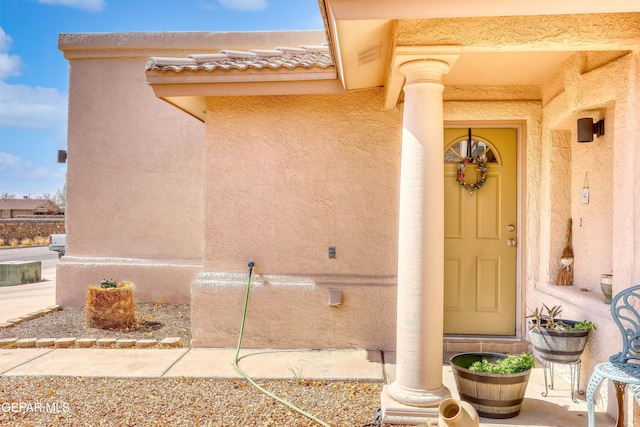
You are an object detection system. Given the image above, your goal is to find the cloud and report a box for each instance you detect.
[0,29,67,130]
[0,82,67,130]
[37,0,105,12]
[0,28,24,80]
[0,152,66,181]
[217,0,268,12]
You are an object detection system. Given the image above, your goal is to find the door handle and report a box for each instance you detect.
[507,239,516,247]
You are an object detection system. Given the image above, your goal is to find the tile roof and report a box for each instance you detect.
[0,199,49,210]
[145,45,333,73]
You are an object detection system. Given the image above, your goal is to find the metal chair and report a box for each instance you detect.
[586,285,640,427]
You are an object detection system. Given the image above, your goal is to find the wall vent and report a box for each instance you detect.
[357,42,381,66]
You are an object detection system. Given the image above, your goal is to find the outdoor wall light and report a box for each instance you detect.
[577,118,605,143]
[57,150,67,163]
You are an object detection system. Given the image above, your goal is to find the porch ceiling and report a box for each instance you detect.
[323,1,639,107]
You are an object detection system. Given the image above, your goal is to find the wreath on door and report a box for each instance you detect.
[456,157,488,194]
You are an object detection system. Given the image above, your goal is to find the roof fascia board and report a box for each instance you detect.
[325,0,639,20]
[59,31,328,59]
[149,79,346,98]
[146,68,337,84]
[321,0,347,91]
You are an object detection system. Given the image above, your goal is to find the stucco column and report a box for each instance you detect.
[385,58,456,414]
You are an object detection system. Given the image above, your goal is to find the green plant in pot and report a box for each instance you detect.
[450,352,535,419]
[527,304,596,364]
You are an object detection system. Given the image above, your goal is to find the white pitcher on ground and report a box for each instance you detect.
[438,398,479,427]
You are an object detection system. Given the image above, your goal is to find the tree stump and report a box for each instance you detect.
[86,281,135,329]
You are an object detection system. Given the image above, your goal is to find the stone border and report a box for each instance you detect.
[0,336,183,349]
[1,305,63,329]
[0,305,183,349]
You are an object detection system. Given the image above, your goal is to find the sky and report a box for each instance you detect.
[0,0,323,198]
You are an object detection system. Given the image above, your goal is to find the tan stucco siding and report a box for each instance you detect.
[65,57,204,259]
[395,13,640,51]
[203,89,401,276]
[538,52,636,292]
[192,91,545,349]
[527,51,639,417]
[57,37,206,306]
[192,89,402,349]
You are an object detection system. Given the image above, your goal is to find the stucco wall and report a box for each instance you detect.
[203,89,401,274]
[529,51,640,420]
[193,88,402,349]
[192,90,546,349]
[57,34,205,305]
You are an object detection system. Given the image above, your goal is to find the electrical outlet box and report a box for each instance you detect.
[328,247,336,259]
[328,289,342,307]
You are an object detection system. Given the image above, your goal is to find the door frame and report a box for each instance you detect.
[444,120,527,339]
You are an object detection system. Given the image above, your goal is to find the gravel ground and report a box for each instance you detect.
[0,377,413,427]
[0,305,420,426]
[0,304,191,344]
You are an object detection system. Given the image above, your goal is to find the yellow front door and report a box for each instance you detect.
[443,128,517,335]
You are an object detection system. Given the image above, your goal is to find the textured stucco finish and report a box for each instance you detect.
[197,89,401,349]
[191,272,396,349]
[58,34,206,305]
[394,14,640,51]
[203,89,402,275]
[57,31,332,306]
[57,257,200,306]
[527,50,640,419]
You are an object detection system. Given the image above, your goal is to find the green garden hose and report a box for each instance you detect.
[232,261,331,427]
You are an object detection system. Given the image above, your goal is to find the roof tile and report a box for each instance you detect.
[146,45,333,74]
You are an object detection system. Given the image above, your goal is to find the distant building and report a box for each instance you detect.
[0,198,62,218]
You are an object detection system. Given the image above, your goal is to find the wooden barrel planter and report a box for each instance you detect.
[86,281,136,329]
[450,353,531,419]
[529,319,590,364]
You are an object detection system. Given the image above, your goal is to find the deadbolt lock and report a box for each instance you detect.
[507,224,516,232]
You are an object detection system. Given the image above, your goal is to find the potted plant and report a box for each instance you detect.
[450,352,535,419]
[86,279,136,329]
[526,304,596,364]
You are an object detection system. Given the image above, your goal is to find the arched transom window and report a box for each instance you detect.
[444,138,499,164]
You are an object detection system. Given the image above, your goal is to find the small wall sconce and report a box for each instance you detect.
[57,150,67,163]
[577,118,605,143]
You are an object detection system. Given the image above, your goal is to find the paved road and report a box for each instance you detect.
[0,245,59,268]
[0,246,58,323]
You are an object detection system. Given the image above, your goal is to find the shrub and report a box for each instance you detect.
[100,278,119,289]
[34,236,49,245]
[527,304,596,331]
[8,238,19,247]
[468,353,535,374]
[20,238,34,246]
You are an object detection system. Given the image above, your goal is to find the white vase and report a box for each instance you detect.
[438,398,480,427]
